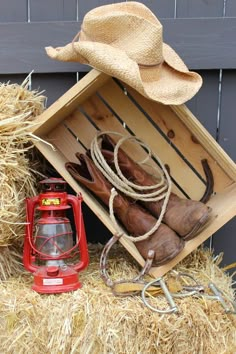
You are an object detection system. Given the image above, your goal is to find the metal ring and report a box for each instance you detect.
[141,277,178,314]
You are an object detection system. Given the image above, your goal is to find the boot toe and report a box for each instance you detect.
[135,224,185,266]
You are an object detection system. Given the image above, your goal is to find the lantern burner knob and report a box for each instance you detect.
[46,266,60,276]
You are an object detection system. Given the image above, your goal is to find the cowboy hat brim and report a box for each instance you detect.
[46,41,202,105]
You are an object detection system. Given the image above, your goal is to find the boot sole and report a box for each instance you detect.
[151,238,185,267]
[183,207,212,241]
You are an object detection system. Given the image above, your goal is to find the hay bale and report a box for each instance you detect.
[0,244,24,280]
[0,244,235,354]
[0,75,45,247]
[0,75,45,278]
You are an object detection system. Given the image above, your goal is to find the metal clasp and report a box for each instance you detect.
[141,272,236,315]
[141,277,178,314]
[202,283,236,314]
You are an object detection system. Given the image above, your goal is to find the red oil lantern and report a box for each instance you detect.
[23,178,89,294]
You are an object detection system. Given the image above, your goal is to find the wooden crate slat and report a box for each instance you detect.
[47,123,86,163]
[33,139,145,266]
[80,94,186,197]
[34,140,112,222]
[32,71,110,136]
[172,104,236,182]
[35,133,236,278]
[98,79,206,200]
[125,83,233,193]
[66,109,98,148]
[149,182,236,277]
[31,69,236,278]
[65,103,164,181]
[81,94,164,165]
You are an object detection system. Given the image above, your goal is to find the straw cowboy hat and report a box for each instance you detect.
[46,2,202,105]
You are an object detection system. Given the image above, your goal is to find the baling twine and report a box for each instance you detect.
[90,131,172,242]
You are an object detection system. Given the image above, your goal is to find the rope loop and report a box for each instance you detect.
[90,131,172,242]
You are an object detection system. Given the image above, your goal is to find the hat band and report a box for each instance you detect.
[72,30,164,68]
[138,61,163,68]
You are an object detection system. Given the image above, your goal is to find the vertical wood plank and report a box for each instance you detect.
[0,74,28,85]
[30,0,77,21]
[217,70,236,162]
[77,0,175,21]
[225,0,236,16]
[186,70,219,139]
[138,0,175,18]
[176,0,224,17]
[77,0,121,21]
[31,73,76,107]
[213,218,236,273]
[0,0,28,22]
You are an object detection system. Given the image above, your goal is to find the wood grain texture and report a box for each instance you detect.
[33,134,236,277]
[29,0,77,21]
[31,70,110,136]
[98,80,207,199]
[29,69,236,276]
[225,0,236,16]
[32,73,76,107]
[1,18,236,74]
[176,0,224,18]
[186,71,219,139]
[122,82,233,193]
[0,0,27,22]
[137,0,175,18]
[1,0,235,266]
[218,70,236,162]
[77,0,121,21]
[172,104,236,182]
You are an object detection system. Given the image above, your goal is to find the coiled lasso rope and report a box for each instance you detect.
[90,131,172,242]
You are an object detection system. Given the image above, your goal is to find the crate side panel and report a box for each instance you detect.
[98,80,207,200]
[33,138,145,265]
[65,110,98,149]
[79,94,186,198]
[34,137,236,276]
[32,70,110,136]
[149,182,236,277]
[172,104,236,182]
[34,140,115,229]
[37,121,236,277]
[123,83,233,193]
[47,123,86,162]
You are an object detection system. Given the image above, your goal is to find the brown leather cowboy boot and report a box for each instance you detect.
[65,153,184,266]
[100,134,211,241]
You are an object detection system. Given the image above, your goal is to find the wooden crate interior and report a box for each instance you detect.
[32,70,236,277]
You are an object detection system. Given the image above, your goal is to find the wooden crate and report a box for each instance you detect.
[31,69,236,278]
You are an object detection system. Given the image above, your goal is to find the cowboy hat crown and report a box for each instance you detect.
[46,1,202,105]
